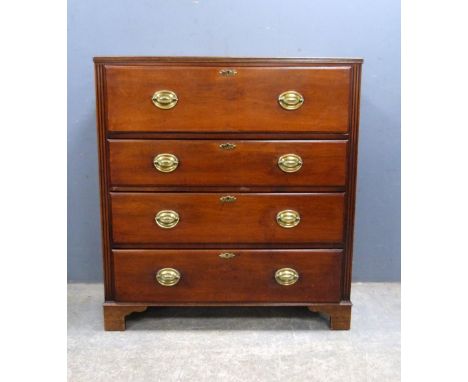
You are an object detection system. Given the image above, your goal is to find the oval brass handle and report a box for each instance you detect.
[275,268,299,286]
[278,154,303,173]
[155,210,179,229]
[156,268,181,286]
[276,209,301,228]
[153,153,179,172]
[152,90,178,109]
[278,90,304,110]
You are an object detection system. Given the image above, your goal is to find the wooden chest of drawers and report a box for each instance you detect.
[94,57,362,331]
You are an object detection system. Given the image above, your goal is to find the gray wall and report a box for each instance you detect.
[68,0,400,282]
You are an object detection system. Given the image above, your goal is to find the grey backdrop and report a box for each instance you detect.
[68,0,400,282]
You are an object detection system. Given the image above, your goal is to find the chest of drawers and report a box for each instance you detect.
[94,57,362,331]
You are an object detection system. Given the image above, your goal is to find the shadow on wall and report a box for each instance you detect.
[353,95,401,282]
[68,107,103,282]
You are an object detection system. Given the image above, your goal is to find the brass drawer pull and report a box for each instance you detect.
[275,268,299,286]
[278,90,304,110]
[219,252,236,259]
[153,153,179,172]
[152,90,178,109]
[276,210,300,228]
[278,154,303,173]
[155,210,179,229]
[156,268,181,286]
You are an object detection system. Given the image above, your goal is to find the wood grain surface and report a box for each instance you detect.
[105,65,351,133]
[113,249,342,303]
[110,192,345,245]
[109,139,347,187]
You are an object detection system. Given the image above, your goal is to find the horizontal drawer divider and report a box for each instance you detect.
[109,186,347,193]
[111,243,345,249]
[107,132,351,140]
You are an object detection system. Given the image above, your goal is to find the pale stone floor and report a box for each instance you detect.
[68,283,400,382]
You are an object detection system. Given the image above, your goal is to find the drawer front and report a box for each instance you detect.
[113,249,342,303]
[105,66,351,133]
[109,140,347,187]
[110,193,345,245]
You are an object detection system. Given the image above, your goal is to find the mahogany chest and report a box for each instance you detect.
[94,57,362,330]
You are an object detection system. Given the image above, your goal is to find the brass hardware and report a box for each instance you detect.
[275,268,299,286]
[153,153,179,172]
[219,143,236,150]
[278,90,304,110]
[156,268,181,286]
[219,68,237,77]
[220,195,236,203]
[278,154,303,173]
[276,210,300,228]
[152,90,178,109]
[219,252,236,259]
[155,210,179,229]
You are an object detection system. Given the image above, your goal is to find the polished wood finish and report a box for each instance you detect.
[103,303,148,331]
[94,57,362,331]
[110,193,345,245]
[95,63,113,300]
[94,57,363,64]
[308,301,352,330]
[109,139,347,187]
[105,66,351,133]
[113,249,342,303]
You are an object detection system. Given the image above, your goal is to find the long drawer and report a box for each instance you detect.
[105,65,351,133]
[109,139,348,187]
[113,249,342,303]
[110,193,345,245]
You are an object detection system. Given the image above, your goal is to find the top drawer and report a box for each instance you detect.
[104,65,351,133]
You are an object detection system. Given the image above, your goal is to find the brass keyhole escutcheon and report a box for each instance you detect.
[278,90,304,110]
[278,154,303,173]
[276,210,301,228]
[153,153,179,173]
[219,143,236,150]
[219,252,236,259]
[152,90,178,109]
[155,210,180,229]
[219,68,237,77]
[156,268,181,286]
[220,195,236,203]
[275,268,299,286]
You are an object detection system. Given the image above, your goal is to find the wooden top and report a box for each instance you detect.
[93,56,364,64]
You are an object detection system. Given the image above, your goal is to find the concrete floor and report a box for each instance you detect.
[68,283,400,382]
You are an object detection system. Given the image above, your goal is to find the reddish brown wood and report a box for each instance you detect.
[112,242,343,250]
[110,193,345,245]
[113,249,342,303]
[95,64,113,300]
[107,132,350,140]
[103,302,148,331]
[102,301,351,331]
[342,63,363,300]
[109,186,346,193]
[105,65,351,133]
[94,57,362,331]
[308,301,352,330]
[94,57,363,65]
[109,139,347,187]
